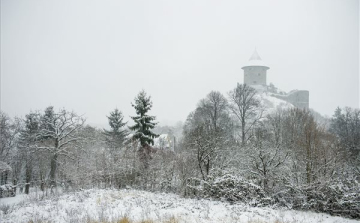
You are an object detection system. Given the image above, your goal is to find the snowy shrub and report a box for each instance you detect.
[0,184,16,198]
[273,181,360,219]
[301,182,360,219]
[0,203,11,215]
[185,169,360,219]
[186,172,272,206]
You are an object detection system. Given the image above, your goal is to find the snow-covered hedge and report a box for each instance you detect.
[0,184,16,198]
[185,173,272,206]
[186,172,360,219]
[274,182,360,219]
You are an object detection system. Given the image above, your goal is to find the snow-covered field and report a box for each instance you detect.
[1,189,359,223]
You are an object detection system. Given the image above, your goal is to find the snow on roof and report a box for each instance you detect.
[0,161,12,172]
[242,49,269,69]
[250,49,262,60]
[154,134,174,151]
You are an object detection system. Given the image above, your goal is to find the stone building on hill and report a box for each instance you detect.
[242,49,309,109]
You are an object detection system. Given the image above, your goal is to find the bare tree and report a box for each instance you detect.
[198,91,228,131]
[182,91,233,180]
[35,107,85,189]
[0,112,20,162]
[228,84,263,146]
[281,108,337,185]
[185,122,220,180]
[247,125,289,192]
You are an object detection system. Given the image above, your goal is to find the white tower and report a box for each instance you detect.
[242,49,269,86]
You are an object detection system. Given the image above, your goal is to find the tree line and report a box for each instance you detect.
[0,85,359,218]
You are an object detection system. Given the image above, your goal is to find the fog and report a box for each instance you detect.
[1,0,359,126]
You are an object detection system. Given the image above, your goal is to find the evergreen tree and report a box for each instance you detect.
[129,90,159,147]
[18,112,40,194]
[103,108,128,149]
[39,106,56,140]
[330,107,360,158]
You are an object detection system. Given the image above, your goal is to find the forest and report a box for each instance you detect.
[1,84,360,219]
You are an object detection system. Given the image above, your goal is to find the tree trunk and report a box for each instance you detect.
[306,135,312,185]
[197,150,205,180]
[25,161,32,194]
[241,117,246,146]
[12,179,17,195]
[205,158,210,177]
[40,171,45,192]
[50,139,59,188]
[50,153,58,188]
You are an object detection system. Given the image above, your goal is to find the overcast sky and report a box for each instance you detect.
[1,0,359,127]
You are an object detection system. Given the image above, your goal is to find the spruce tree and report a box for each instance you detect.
[129,90,159,147]
[39,106,55,140]
[19,112,40,194]
[103,108,128,149]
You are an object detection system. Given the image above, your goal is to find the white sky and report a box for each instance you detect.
[1,0,359,126]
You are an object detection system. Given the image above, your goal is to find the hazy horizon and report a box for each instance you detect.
[1,0,359,127]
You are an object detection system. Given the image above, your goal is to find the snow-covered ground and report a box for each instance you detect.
[1,189,359,223]
[258,92,294,116]
[0,193,29,206]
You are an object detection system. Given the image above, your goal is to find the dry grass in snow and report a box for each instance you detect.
[1,189,359,223]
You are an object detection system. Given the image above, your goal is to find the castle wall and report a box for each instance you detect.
[241,51,309,109]
[287,90,309,109]
[243,66,267,86]
[271,90,309,109]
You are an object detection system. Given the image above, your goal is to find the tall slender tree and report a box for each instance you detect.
[129,90,159,147]
[129,91,159,167]
[18,112,40,194]
[103,108,128,149]
[228,84,263,146]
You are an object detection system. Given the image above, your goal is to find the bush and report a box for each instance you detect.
[186,173,272,206]
[0,184,16,198]
[273,181,360,219]
[186,171,360,219]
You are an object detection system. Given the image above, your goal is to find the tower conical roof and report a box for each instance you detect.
[242,49,269,69]
[249,49,262,61]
